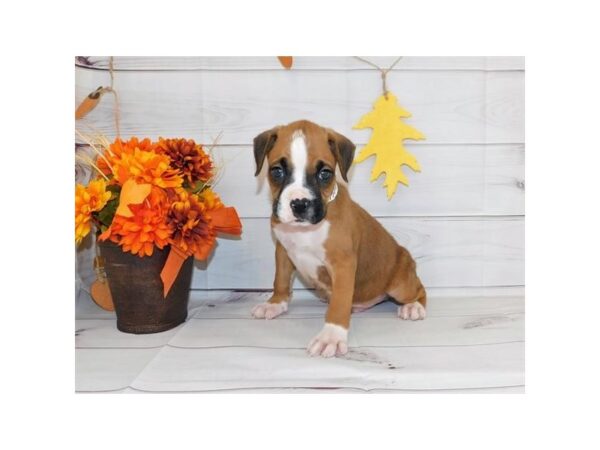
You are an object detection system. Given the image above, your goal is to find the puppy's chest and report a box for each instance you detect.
[273,221,330,282]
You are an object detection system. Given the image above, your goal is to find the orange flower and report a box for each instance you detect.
[156,138,213,184]
[99,187,172,257]
[197,187,224,211]
[97,137,183,189]
[115,147,183,188]
[75,179,111,244]
[97,137,154,177]
[167,189,216,260]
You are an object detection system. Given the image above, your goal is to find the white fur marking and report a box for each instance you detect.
[277,131,313,224]
[308,323,349,357]
[352,294,387,313]
[273,220,330,283]
[398,301,426,321]
[328,182,338,203]
[251,301,288,320]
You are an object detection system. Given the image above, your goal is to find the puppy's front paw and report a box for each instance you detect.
[307,323,348,358]
[251,302,288,320]
[398,301,426,320]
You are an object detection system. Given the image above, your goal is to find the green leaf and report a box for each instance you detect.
[191,181,206,194]
[94,195,119,228]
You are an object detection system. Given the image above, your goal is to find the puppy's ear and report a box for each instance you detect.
[327,129,356,182]
[253,127,280,176]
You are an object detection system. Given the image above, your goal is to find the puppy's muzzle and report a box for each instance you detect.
[290,198,310,219]
[289,197,323,223]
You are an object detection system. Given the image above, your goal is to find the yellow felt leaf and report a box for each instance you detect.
[115,179,151,217]
[353,92,425,199]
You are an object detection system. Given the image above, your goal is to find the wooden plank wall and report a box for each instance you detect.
[75,56,525,290]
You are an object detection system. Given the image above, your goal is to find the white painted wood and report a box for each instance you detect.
[352,314,523,347]
[169,314,523,348]
[212,143,524,218]
[118,385,524,394]
[75,289,117,320]
[175,291,524,348]
[77,56,524,71]
[76,291,524,392]
[193,216,524,289]
[170,317,360,349]
[75,56,524,291]
[76,319,183,348]
[129,343,524,392]
[416,285,525,298]
[191,290,524,319]
[75,68,524,145]
[75,348,161,392]
[76,287,525,321]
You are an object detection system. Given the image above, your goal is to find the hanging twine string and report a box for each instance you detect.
[354,56,403,99]
[104,56,121,137]
[90,57,119,277]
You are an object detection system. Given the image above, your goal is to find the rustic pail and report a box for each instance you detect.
[98,241,194,334]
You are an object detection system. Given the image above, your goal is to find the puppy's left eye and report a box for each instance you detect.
[317,169,333,183]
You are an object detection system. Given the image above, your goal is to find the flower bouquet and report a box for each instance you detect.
[75,136,242,333]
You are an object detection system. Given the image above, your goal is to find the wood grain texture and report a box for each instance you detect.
[75,290,524,393]
[212,144,524,217]
[75,287,525,320]
[76,319,183,348]
[192,216,524,289]
[75,348,161,392]
[169,314,523,348]
[190,290,525,319]
[75,56,524,290]
[75,68,524,145]
[76,56,524,71]
[118,385,524,394]
[129,344,524,392]
[176,292,525,349]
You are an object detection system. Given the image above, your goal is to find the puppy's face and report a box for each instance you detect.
[253,120,355,225]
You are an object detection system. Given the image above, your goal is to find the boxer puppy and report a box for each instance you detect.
[251,120,426,358]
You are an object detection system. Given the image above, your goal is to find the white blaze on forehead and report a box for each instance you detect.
[277,130,313,224]
[290,130,308,187]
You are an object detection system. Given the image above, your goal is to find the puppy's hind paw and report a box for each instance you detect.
[398,301,426,320]
[251,302,288,320]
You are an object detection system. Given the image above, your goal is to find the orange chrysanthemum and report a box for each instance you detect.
[97,137,155,177]
[99,187,172,257]
[156,138,213,184]
[114,147,183,188]
[97,137,183,189]
[197,187,224,212]
[75,179,111,244]
[167,189,216,260]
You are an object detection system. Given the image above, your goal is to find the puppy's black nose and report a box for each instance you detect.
[290,198,309,217]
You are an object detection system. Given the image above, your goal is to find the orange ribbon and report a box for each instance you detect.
[116,179,151,217]
[160,206,242,298]
[160,244,189,298]
[209,206,243,235]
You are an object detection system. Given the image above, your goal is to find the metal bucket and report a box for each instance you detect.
[98,241,194,334]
